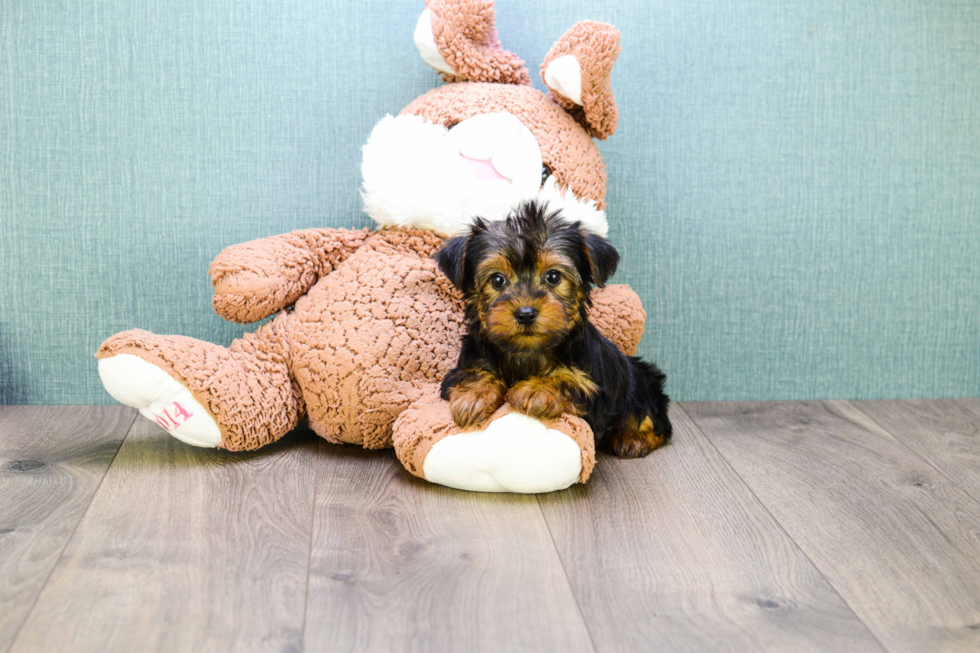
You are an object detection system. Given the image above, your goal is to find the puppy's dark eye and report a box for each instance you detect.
[490,273,508,290]
[541,164,553,185]
[544,270,562,286]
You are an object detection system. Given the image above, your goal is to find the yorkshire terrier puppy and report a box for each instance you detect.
[435,201,672,458]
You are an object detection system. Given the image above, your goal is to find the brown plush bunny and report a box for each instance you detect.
[97,0,644,493]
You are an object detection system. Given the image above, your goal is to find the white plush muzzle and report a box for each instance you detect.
[361,113,609,237]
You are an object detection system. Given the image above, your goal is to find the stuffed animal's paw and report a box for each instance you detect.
[393,389,596,493]
[209,267,297,324]
[98,354,222,447]
[423,413,585,493]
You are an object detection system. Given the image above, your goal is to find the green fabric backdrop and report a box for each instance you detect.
[1,0,978,404]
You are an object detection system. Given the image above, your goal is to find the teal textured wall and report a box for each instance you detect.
[1,0,978,404]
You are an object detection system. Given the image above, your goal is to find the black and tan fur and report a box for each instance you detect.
[435,201,671,458]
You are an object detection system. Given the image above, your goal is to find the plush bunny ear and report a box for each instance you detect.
[541,21,621,140]
[414,0,531,86]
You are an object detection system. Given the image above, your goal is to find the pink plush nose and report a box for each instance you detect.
[461,155,508,182]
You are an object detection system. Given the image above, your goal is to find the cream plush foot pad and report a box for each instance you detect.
[98,354,222,447]
[422,412,583,493]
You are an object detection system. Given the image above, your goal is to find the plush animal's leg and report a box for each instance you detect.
[392,385,595,493]
[96,312,304,451]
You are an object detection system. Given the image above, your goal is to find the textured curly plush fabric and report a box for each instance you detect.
[426,0,530,86]
[402,84,608,208]
[290,228,464,448]
[541,21,622,140]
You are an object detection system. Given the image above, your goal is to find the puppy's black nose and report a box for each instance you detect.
[514,306,538,326]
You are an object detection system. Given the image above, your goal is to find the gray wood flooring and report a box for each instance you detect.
[2,400,979,652]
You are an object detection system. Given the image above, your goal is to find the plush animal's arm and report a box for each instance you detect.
[587,284,646,356]
[208,227,371,323]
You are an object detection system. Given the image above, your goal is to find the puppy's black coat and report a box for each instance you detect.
[435,201,672,458]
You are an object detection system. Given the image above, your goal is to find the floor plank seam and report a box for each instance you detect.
[534,498,601,653]
[673,403,892,653]
[5,408,139,653]
[298,439,323,653]
[836,400,980,511]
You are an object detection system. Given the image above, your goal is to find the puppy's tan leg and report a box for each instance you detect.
[448,369,507,429]
[507,367,597,421]
[602,415,668,459]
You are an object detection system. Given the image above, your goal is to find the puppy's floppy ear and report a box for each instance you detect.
[435,235,470,290]
[581,232,619,288]
[437,218,491,289]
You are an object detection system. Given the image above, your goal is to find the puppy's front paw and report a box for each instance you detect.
[506,381,569,421]
[449,383,506,429]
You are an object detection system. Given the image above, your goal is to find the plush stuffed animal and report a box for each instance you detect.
[97,0,645,493]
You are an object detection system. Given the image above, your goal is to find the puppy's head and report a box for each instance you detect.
[436,201,619,352]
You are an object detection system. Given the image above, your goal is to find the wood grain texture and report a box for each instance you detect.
[537,405,883,653]
[957,399,980,419]
[0,405,135,653]
[851,399,980,503]
[10,419,319,653]
[684,400,980,653]
[303,442,594,653]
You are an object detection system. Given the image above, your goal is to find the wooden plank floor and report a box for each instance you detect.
[1,400,979,653]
